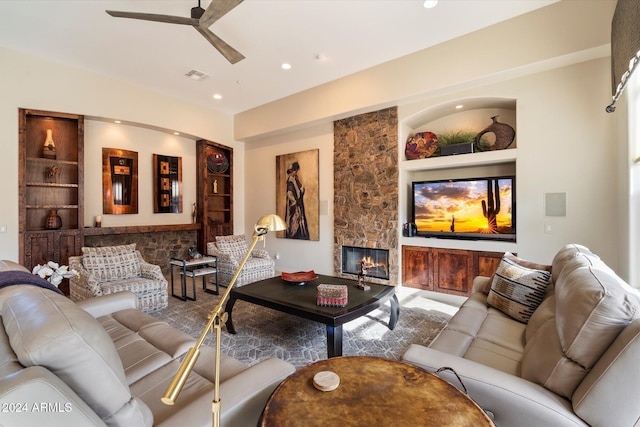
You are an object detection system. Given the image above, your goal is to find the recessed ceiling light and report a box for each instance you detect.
[423,0,438,8]
[455,105,464,109]
[173,132,180,136]
[281,63,292,70]
[114,120,121,124]
[213,94,222,100]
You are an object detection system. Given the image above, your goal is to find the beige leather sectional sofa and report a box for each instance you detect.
[403,244,640,427]
[0,260,295,426]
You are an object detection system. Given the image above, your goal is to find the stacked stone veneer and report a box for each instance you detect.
[333,107,399,285]
[84,230,198,275]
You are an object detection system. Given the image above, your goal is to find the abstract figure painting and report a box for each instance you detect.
[276,149,319,241]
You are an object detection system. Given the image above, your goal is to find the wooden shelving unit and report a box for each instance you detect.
[196,139,233,253]
[19,108,84,275]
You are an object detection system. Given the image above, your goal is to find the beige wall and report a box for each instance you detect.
[0,47,244,262]
[240,0,626,278]
[244,123,334,274]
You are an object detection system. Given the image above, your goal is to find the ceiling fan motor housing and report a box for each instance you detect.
[191,6,205,19]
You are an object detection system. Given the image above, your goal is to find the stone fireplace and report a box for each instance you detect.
[333,107,398,284]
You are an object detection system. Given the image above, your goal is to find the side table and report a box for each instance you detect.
[260,356,494,426]
[170,256,218,301]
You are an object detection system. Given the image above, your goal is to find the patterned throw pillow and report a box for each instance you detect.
[480,252,552,294]
[487,256,552,323]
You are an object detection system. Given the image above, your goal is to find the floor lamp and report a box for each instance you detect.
[161,214,286,427]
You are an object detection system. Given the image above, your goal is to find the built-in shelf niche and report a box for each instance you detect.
[398,97,518,253]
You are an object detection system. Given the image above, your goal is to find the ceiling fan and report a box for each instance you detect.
[106,0,245,64]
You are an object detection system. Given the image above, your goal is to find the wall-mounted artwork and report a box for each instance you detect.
[276,149,319,240]
[102,148,138,214]
[153,154,183,213]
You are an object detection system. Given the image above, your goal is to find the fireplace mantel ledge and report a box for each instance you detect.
[83,223,200,236]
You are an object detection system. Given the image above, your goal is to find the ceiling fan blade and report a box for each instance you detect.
[199,0,244,28]
[195,26,245,64]
[106,10,198,26]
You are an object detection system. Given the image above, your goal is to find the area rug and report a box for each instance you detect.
[151,285,455,369]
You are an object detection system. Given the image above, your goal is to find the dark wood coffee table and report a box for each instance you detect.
[224,274,399,358]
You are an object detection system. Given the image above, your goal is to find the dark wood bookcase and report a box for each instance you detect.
[18,108,84,274]
[196,139,233,253]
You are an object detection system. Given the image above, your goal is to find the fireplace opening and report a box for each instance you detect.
[341,246,389,280]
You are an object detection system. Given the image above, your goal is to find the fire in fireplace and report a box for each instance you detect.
[341,246,390,280]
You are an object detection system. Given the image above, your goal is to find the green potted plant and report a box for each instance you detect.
[436,130,490,155]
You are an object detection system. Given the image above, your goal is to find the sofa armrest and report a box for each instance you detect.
[68,256,102,297]
[0,366,107,426]
[206,247,236,266]
[0,259,30,273]
[220,358,295,426]
[251,249,271,259]
[402,345,588,427]
[136,251,166,282]
[472,276,492,294]
[76,291,138,318]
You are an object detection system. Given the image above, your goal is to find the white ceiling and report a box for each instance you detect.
[0,0,557,115]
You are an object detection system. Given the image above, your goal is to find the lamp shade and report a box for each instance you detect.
[256,214,286,232]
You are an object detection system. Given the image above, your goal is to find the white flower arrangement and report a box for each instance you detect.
[32,261,79,287]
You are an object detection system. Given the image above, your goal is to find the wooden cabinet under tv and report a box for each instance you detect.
[196,139,233,253]
[19,108,84,275]
[402,245,504,296]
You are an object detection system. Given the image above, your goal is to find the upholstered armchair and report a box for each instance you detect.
[69,243,168,313]
[207,234,276,287]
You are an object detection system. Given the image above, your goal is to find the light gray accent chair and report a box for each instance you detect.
[207,234,275,287]
[0,259,295,427]
[402,244,640,427]
[69,243,168,313]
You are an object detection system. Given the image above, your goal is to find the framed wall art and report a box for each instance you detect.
[276,149,319,240]
[153,154,183,213]
[102,147,138,214]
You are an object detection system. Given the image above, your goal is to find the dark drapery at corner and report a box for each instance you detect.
[607,0,640,112]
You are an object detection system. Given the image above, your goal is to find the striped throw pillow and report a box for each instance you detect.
[487,256,552,323]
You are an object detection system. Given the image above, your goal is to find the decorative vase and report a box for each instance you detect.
[474,116,516,151]
[42,129,57,159]
[44,209,62,230]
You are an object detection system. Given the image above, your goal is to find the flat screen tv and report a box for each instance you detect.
[412,176,516,241]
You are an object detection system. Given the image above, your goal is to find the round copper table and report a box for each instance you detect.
[260,356,494,427]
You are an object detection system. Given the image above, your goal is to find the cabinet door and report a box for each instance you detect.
[23,230,82,271]
[23,232,55,270]
[57,230,82,266]
[474,251,505,278]
[432,248,473,296]
[402,246,433,291]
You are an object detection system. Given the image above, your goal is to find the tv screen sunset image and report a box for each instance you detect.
[414,178,514,235]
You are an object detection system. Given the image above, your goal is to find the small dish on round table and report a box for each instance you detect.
[281,270,318,285]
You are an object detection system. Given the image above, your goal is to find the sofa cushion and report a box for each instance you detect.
[215,235,249,260]
[82,244,141,281]
[487,256,552,323]
[521,252,640,399]
[2,287,149,424]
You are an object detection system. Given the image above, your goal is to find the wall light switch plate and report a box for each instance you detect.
[544,223,552,234]
[0,225,6,233]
